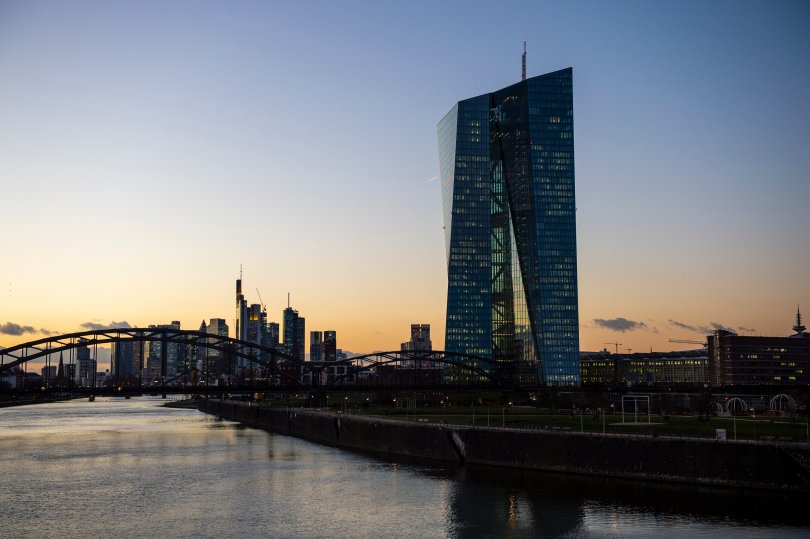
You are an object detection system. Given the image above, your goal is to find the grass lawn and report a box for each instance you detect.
[352,405,810,442]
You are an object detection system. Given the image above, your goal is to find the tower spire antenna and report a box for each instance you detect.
[794,304,806,335]
[521,39,527,81]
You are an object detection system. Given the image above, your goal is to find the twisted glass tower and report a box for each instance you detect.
[438,68,579,386]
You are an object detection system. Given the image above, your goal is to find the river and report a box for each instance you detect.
[0,397,807,538]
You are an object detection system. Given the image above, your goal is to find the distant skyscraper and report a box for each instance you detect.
[236,271,248,342]
[310,331,323,362]
[438,65,579,385]
[202,318,229,376]
[76,337,96,387]
[146,321,181,378]
[111,340,140,385]
[207,318,229,338]
[197,319,208,369]
[283,303,305,362]
[266,322,280,349]
[402,324,432,352]
[322,331,337,362]
[234,271,277,367]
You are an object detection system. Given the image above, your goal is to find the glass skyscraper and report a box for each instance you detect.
[438,68,579,386]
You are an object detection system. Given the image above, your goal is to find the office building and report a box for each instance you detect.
[401,324,432,352]
[266,322,280,349]
[707,308,810,387]
[283,304,305,362]
[111,340,143,386]
[310,331,323,362]
[580,350,708,387]
[236,273,248,342]
[439,61,579,385]
[322,330,337,362]
[76,338,96,387]
[41,365,56,380]
[199,318,229,376]
[146,321,181,379]
[234,272,276,367]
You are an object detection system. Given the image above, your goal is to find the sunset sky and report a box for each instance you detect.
[1,0,808,361]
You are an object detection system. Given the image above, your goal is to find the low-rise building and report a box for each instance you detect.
[580,350,708,387]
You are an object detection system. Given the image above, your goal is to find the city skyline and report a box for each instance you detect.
[2,1,809,356]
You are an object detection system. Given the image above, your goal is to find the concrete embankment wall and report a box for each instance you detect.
[198,400,810,492]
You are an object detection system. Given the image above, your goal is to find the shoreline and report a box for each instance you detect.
[198,399,810,494]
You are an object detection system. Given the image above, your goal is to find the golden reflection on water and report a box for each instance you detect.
[507,493,518,527]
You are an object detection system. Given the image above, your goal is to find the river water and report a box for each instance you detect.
[0,398,807,538]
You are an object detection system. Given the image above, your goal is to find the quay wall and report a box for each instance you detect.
[198,399,810,492]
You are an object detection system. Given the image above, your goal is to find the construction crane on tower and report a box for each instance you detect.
[256,289,267,314]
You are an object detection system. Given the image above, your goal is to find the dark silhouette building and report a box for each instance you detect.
[707,308,810,387]
[283,304,305,362]
[310,331,323,362]
[401,324,432,352]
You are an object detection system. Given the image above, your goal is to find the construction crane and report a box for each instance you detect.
[668,339,707,347]
[604,342,622,354]
[256,288,267,313]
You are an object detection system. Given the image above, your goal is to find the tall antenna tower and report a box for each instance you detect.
[794,305,806,335]
[521,39,527,81]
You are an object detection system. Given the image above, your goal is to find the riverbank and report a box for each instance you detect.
[199,399,810,493]
[0,395,82,408]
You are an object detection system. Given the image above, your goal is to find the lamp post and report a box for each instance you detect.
[733,412,737,441]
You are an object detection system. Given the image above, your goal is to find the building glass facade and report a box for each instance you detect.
[439,68,579,385]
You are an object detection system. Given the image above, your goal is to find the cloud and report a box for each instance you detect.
[670,320,737,334]
[39,328,58,336]
[80,321,133,331]
[738,326,757,333]
[0,322,38,336]
[710,322,736,333]
[593,318,648,333]
[669,319,699,332]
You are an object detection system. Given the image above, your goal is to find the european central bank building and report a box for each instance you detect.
[438,65,579,386]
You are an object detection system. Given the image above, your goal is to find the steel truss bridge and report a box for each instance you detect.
[0,328,527,391]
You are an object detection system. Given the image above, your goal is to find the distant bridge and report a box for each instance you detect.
[0,328,512,390]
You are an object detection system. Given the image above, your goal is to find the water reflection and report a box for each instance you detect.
[445,465,810,537]
[0,399,807,539]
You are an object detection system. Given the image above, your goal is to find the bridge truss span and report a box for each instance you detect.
[1,330,509,390]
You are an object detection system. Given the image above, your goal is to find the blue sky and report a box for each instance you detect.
[1,0,808,354]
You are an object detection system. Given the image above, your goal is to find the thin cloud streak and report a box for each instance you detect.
[80,321,133,331]
[669,319,698,332]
